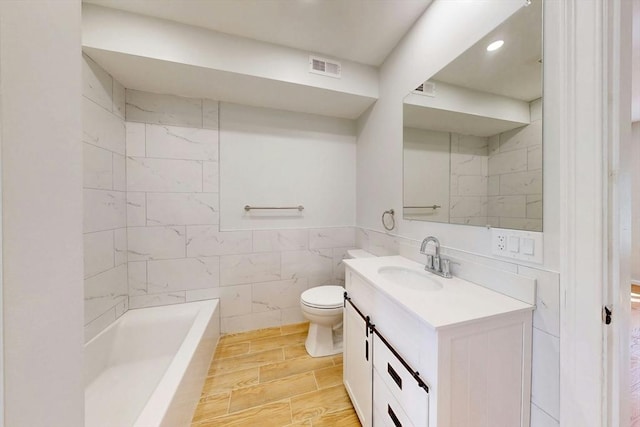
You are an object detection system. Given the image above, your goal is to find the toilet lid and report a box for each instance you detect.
[301,286,344,309]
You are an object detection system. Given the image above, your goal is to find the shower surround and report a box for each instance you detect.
[83,56,357,341]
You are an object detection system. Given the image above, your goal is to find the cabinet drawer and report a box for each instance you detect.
[373,333,429,427]
[373,370,415,427]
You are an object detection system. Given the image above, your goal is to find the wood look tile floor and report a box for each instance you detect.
[631,298,640,426]
[192,322,361,427]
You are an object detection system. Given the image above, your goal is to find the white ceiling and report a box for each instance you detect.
[83,0,432,66]
[432,0,542,102]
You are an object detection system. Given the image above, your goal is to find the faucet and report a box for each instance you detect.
[420,236,452,278]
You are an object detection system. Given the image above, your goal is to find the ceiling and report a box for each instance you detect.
[432,0,542,102]
[83,0,432,66]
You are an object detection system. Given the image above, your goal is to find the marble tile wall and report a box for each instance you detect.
[125,90,355,333]
[355,227,560,426]
[449,133,491,226]
[83,54,129,343]
[487,99,543,231]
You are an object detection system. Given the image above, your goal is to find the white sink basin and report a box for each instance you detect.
[377,266,443,291]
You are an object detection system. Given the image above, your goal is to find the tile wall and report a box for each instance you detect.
[82,54,129,342]
[124,90,355,333]
[449,133,490,226]
[487,99,543,231]
[355,227,560,426]
[408,98,543,231]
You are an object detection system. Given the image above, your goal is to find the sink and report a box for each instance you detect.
[377,266,443,291]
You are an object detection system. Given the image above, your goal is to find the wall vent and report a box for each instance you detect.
[413,81,436,97]
[309,56,341,78]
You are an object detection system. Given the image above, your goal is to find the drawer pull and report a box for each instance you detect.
[387,404,402,427]
[365,340,369,361]
[387,363,403,390]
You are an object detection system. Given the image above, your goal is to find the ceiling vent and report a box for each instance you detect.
[309,56,341,78]
[413,81,436,97]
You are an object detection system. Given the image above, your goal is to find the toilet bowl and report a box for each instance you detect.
[300,249,375,357]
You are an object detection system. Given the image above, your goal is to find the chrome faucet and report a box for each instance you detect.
[420,236,452,278]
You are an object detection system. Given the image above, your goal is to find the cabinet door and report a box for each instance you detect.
[344,300,372,427]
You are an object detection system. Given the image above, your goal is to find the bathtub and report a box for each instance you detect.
[85,300,220,427]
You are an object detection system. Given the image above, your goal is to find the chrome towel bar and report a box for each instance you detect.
[403,205,441,209]
[244,205,304,212]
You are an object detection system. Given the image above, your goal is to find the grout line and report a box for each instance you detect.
[225,389,231,416]
[112,229,116,268]
[83,186,127,193]
[83,263,124,281]
[124,154,219,162]
[288,397,294,425]
[83,94,123,122]
[143,123,147,157]
[144,192,148,227]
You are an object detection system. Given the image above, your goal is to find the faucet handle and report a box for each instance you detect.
[441,259,451,277]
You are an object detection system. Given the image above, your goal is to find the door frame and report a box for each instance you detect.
[557,0,632,426]
[604,1,633,426]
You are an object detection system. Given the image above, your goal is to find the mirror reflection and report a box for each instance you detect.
[402,0,542,231]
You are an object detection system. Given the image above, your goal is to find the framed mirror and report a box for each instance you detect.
[402,0,542,231]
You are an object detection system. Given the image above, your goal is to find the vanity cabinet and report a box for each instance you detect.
[343,296,372,427]
[343,257,534,427]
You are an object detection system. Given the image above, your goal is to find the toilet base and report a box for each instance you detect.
[304,322,343,358]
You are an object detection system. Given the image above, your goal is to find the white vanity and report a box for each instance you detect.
[342,256,534,427]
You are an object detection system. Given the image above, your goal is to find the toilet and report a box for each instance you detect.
[300,249,375,357]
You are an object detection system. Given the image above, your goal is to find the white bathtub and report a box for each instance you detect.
[84,300,220,427]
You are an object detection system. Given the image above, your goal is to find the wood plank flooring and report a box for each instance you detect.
[631,300,640,426]
[192,322,361,427]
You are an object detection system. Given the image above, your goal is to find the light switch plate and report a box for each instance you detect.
[491,228,543,264]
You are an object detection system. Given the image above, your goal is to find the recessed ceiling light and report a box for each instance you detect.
[486,40,504,52]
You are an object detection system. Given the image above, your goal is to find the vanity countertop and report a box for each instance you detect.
[343,255,534,330]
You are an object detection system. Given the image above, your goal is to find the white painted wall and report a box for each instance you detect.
[0,1,84,425]
[403,128,450,223]
[633,122,640,283]
[220,102,356,230]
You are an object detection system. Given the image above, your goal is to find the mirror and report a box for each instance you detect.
[402,0,543,231]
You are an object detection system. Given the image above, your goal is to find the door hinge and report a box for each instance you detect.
[603,305,612,325]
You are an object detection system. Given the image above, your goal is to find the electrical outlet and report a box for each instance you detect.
[496,234,507,252]
[491,228,543,264]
